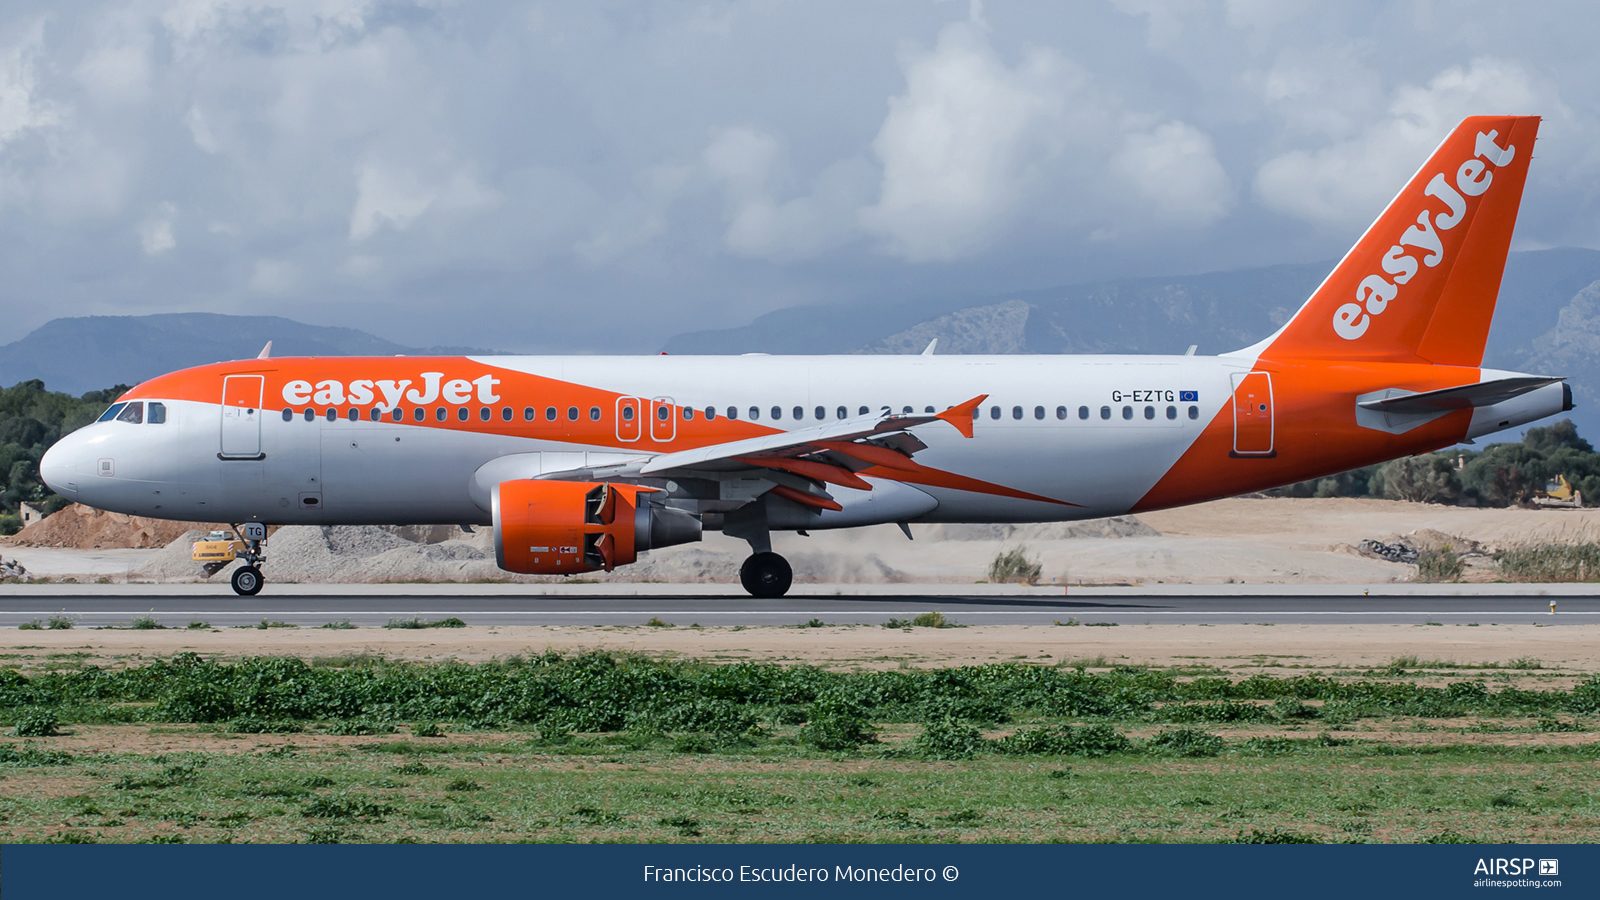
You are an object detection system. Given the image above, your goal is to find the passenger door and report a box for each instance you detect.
[1230,372,1274,456]
[220,375,265,459]
[616,397,641,442]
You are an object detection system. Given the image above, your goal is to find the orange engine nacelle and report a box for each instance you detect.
[492,480,701,575]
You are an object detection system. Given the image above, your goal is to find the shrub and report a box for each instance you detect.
[1495,543,1600,582]
[911,611,950,628]
[46,615,74,630]
[911,718,985,760]
[643,617,673,628]
[997,724,1130,757]
[159,683,234,724]
[1145,727,1224,757]
[413,722,443,738]
[1235,828,1319,844]
[186,621,211,630]
[988,546,1042,584]
[130,615,165,630]
[1417,547,1465,582]
[13,708,59,737]
[444,777,481,792]
[325,719,395,736]
[17,620,41,630]
[640,699,758,736]
[302,793,387,819]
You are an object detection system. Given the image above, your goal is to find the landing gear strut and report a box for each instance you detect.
[740,552,792,598]
[229,522,268,596]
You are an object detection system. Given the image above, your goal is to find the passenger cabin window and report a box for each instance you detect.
[771,406,782,420]
[347,408,358,422]
[1012,406,1023,420]
[793,406,804,420]
[147,402,166,424]
[1166,405,1177,420]
[414,408,424,422]
[816,406,826,420]
[1056,406,1067,420]
[435,407,447,422]
[726,407,738,420]
[326,409,337,422]
[98,402,128,423]
[502,407,513,422]
[1100,406,1111,420]
[479,407,490,422]
[837,406,847,419]
[305,409,316,422]
[1034,406,1045,420]
[569,407,580,421]
[391,408,403,422]
[704,407,716,420]
[859,406,869,415]
[545,407,557,421]
[683,407,694,420]
[370,408,382,422]
[591,407,602,421]
[749,407,759,420]
[1122,406,1133,420]
[456,407,467,422]
[116,402,144,424]
[1188,405,1199,419]
[925,406,935,413]
[1078,406,1088,420]
[989,406,1000,420]
[282,408,293,422]
[525,407,537,421]
[903,406,913,414]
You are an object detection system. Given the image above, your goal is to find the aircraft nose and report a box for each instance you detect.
[40,431,86,499]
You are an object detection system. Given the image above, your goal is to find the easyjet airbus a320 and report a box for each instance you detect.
[40,116,1570,597]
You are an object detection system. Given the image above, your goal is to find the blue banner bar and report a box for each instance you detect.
[3,844,1593,899]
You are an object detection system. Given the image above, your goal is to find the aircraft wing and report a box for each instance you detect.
[1357,376,1563,414]
[533,395,987,510]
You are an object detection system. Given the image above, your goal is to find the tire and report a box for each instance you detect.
[739,552,792,598]
[231,565,264,596]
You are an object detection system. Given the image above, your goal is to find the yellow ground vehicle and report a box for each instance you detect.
[1533,475,1584,509]
[192,530,246,576]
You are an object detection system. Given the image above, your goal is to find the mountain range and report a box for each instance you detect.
[7,248,1600,438]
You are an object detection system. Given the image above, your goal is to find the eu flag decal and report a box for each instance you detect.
[1179,391,1198,402]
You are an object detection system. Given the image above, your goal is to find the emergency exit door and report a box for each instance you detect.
[220,375,265,459]
[1230,372,1274,456]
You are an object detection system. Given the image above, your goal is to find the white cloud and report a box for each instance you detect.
[0,21,61,150]
[138,203,177,254]
[249,258,300,294]
[185,107,220,153]
[1254,58,1558,228]
[349,162,497,241]
[702,126,870,262]
[858,20,1079,261]
[1111,121,1233,225]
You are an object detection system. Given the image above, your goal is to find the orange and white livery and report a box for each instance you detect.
[41,116,1569,597]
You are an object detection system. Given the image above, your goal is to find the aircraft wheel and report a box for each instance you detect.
[739,552,792,598]
[231,565,264,597]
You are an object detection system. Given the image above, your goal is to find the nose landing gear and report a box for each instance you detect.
[229,522,268,596]
[739,551,792,598]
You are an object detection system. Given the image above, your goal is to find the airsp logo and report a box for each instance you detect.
[1474,858,1541,876]
[1332,130,1517,341]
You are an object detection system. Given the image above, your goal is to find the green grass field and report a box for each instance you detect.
[2,651,1597,843]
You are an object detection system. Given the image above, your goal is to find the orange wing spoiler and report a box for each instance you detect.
[936,394,988,439]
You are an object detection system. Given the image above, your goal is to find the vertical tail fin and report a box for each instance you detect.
[1258,115,1540,366]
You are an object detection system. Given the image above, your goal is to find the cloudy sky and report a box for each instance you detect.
[1,0,1597,353]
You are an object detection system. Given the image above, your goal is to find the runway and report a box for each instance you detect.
[1,588,1595,627]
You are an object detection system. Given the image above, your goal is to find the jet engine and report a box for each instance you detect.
[492,480,701,575]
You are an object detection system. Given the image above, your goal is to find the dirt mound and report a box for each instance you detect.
[2,504,224,549]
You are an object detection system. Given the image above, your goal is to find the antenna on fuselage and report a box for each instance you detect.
[921,339,938,356]
[257,341,273,360]
[1184,345,1197,356]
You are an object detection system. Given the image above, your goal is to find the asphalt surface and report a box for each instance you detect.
[1,591,1595,627]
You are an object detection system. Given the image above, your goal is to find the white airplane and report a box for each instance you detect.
[40,115,1568,597]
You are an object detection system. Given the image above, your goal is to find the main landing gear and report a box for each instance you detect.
[740,552,792,598]
[229,522,267,597]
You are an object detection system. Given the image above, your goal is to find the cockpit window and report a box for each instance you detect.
[115,401,144,424]
[97,402,128,423]
[147,402,167,424]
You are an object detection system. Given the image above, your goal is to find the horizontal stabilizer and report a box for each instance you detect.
[1356,376,1563,414]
